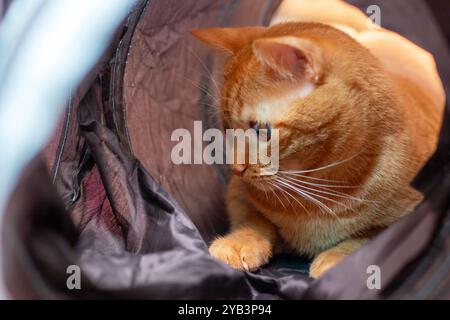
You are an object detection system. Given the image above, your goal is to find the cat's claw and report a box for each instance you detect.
[241,259,249,272]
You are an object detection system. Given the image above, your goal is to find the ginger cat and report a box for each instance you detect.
[191,0,444,278]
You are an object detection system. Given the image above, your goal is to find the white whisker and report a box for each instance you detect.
[184,45,221,93]
[278,171,348,183]
[275,178,335,216]
[282,153,360,174]
[267,181,287,210]
[183,76,218,102]
[278,176,357,213]
[269,181,296,212]
[281,175,366,203]
[270,180,310,215]
[280,173,359,189]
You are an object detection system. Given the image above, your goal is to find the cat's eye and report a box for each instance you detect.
[250,121,272,141]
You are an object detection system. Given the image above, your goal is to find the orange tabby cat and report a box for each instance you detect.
[191,2,444,278]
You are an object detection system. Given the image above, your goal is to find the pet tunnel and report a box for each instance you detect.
[0,0,449,299]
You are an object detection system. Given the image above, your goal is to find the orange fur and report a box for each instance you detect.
[191,3,444,278]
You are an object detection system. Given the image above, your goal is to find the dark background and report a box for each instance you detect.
[427,0,450,44]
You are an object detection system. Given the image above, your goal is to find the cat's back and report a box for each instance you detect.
[356,30,445,111]
[272,0,445,110]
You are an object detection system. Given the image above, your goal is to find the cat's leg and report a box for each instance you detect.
[208,214,276,271]
[209,177,277,272]
[309,186,423,278]
[309,238,368,279]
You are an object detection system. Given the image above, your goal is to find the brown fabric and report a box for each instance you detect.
[121,0,278,240]
[124,2,229,240]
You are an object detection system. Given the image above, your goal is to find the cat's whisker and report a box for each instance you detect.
[277,176,357,216]
[279,181,313,216]
[281,153,361,174]
[184,45,221,93]
[200,101,220,110]
[281,181,333,217]
[277,176,357,213]
[269,181,297,213]
[183,76,219,103]
[280,174,366,202]
[278,176,355,216]
[267,181,287,210]
[280,173,359,189]
[263,187,269,201]
[275,178,335,217]
[278,171,350,184]
[181,78,239,128]
[182,77,235,107]
[203,109,221,123]
[202,105,223,125]
[270,180,310,215]
[281,174,379,205]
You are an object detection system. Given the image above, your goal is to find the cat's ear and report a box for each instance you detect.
[252,36,322,81]
[191,27,266,55]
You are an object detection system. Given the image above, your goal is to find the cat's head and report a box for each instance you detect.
[192,23,393,190]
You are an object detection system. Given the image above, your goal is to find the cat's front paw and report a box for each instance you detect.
[309,250,344,279]
[209,229,272,272]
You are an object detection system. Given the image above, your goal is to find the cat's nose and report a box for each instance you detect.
[231,164,248,177]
